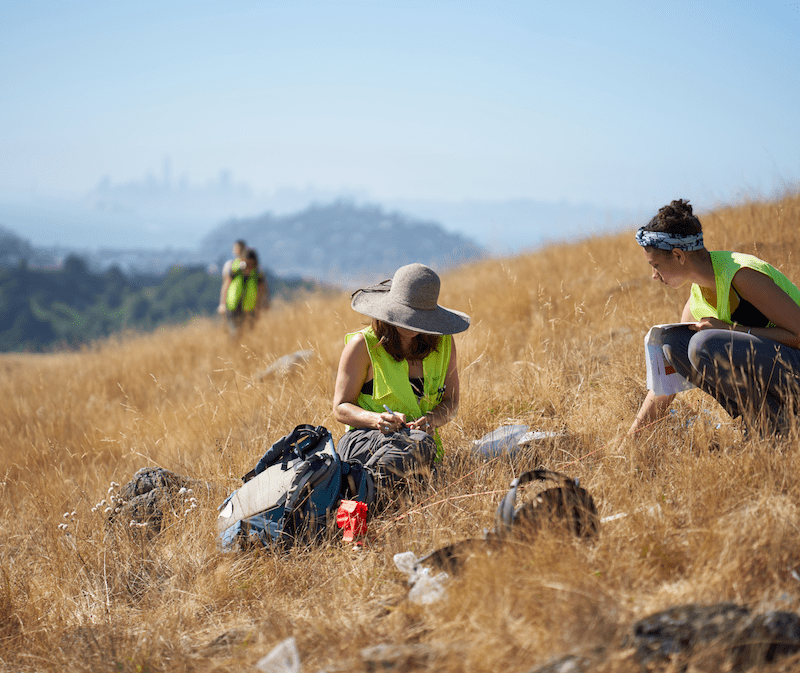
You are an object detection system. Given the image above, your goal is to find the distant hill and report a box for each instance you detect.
[200,200,486,285]
[0,225,57,268]
[0,249,316,353]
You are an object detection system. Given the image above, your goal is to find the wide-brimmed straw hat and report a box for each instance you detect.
[350,263,471,335]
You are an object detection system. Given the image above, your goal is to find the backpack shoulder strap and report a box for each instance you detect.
[279,450,339,546]
[242,424,324,482]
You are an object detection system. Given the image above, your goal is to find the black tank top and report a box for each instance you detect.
[360,377,425,398]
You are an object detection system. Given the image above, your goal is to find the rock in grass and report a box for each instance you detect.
[255,349,315,379]
[110,466,209,534]
[630,602,800,671]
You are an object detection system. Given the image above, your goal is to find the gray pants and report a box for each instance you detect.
[337,428,437,497]
[661,326,800,434]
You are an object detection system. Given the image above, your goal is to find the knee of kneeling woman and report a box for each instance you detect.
[408,429,437,464]
[687,330,731,371]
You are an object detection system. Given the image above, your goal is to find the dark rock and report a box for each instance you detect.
[203,628,258,651]
[360,643,436,671]
[110,466,209,534]
[731,610,800,668]
[631,602,751,667]
[415,538,500,574]
[630,602,800,671]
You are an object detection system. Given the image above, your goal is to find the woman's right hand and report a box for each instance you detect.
[378,410,407,434]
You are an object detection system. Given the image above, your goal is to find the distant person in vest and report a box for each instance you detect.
[629,199,800,437]
[222,247,270,334]
[218,239,247,316]
[332,263,470,501]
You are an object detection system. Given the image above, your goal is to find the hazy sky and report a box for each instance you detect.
[2,0,799,211]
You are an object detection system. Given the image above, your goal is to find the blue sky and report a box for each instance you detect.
[1,0,798,213]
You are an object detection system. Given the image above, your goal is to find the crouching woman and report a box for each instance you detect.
[629,199,800,437]
[332,263,470,498]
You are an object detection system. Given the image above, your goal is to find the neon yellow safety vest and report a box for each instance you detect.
[689,251,800,325]
[345,326,452,457]
[226,259,259,312]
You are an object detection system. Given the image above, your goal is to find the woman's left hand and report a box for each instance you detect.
[408,416,433,434]
[691,317,729,331]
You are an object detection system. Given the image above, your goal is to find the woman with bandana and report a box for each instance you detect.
[629,199,800,437]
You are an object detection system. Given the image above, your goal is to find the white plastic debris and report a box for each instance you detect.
[600,503,663,525]
[255,636,301,673]
[393,551,418,576]
[472,425,564,458]
[518,430,562,443]
[471,425,529,457]
[393,552,449,605]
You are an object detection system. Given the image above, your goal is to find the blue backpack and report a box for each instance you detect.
[218,425,374,550]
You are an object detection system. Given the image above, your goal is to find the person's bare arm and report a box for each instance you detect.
[628,389,676,435]
[332,334,402,432]
[627,298,692,435]
[693,267,800,349]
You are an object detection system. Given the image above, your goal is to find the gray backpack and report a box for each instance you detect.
[218,425,374,550]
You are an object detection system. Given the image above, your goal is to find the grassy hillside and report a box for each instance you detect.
[2,193,800,672]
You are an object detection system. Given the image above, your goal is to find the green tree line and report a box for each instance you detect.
[0,255,314,352]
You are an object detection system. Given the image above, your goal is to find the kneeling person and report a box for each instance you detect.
[332,263,470,501]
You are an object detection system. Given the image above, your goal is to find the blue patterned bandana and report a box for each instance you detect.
[635,227,704,251]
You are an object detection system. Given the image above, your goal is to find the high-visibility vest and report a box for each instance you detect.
[345,326,452,456]
[226,259,260,312]
[689,251,800,325]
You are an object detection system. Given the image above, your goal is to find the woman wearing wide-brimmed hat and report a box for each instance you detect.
[629,199,800,437]
[332,263,470,495]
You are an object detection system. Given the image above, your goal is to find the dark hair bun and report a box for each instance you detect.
[658,199,693,222]
[645,198,702,235]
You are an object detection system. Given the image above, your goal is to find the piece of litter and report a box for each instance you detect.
[394,551,449,605]
[255,636,301,673]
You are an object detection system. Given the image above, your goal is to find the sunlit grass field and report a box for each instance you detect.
[2,193,800,672]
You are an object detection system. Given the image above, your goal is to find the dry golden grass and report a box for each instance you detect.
[2,193,800,672]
